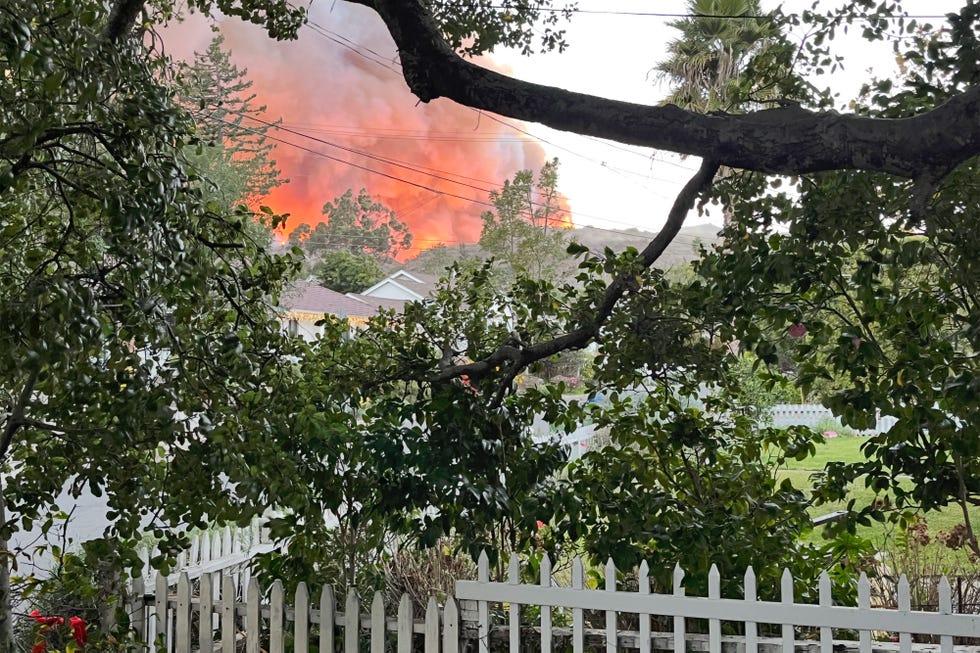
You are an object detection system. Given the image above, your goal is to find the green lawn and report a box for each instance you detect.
[777,435,980,570]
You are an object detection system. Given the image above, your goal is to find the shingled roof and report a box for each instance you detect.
[280,280,378,319]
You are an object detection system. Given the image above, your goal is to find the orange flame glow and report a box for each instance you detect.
[170,4,573,260]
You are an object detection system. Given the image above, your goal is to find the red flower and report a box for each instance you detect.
[536,520,546,530]
[29,612,64,627]
[69,616,87,646]
[32,642,46,653]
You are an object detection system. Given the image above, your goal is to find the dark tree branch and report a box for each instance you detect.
[351,0,980,180]
[434,158,720,383]
[103,0,145,42]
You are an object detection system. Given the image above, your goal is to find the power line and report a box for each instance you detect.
[444,5,951,20]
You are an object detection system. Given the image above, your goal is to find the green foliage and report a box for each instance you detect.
[479,159,569,282]
[685,0,980,557]
[424,0,575,56]
[0,0,306,572]
[314,250,384,293]
[290,189,411,262]
[178,35,284,212]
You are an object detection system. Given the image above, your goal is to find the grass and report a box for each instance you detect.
[777,435,980,568]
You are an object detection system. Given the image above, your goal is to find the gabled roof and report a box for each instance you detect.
[361,269,439,301]
[280,281,377,320]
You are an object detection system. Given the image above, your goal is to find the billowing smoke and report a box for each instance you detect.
[168,3,571,259]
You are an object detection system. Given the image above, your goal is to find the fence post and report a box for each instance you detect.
[818,571,831,653]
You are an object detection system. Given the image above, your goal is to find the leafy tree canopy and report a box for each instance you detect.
[313,250,384,294]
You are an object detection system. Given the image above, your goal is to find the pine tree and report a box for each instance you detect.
[179,35,284,208]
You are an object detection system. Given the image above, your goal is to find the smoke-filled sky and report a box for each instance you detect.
[167,3,573,259]
[166,0,957,258]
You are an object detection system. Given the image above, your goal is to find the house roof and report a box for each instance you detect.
[349,294,408,313]
[361,269,439,300]
[279,281,377,320]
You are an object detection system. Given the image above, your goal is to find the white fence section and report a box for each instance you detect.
[455,553,980,653]
[770,404,897,435]
[131,554,980,653]
[130,569,466,653]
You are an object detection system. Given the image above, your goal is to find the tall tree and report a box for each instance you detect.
[179,35,284,209]
[654,0,786,113]
[0,1,307,648]
[479,159,569,281]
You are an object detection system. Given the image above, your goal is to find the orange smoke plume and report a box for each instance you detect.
[170,4,573,260]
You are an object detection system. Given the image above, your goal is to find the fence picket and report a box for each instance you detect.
[708,565,721,653]
[371,592,385,653]
[246,578,261,653]
[744,567,758,653]
[132,576,146,644]
[781,568,794,653]
[175,573,192,653]
[638,561,651,653]
[509,553,521,653]
[605,558,617,653]
[270,580,285,653]
[819,571,832,653]
[295,582,309,653]
[424,596,440,653]
[572,557,585,653]
[898,574,912,653]
[940,576,953,653]
[443,596,460,653]
[672,564,685,653]
[398,593,414,653]
[344,589,360,653]
[319,585,336,653]
[541,553,553,653]
[222,574,236,653]
[478,551,490,653]
[155,571,167,650]
[200,573,214,653]
[858,572,872,653]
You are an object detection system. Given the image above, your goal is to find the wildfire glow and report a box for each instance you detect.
[170,4,573,260]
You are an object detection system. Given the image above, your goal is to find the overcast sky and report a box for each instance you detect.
[492,0,963,233]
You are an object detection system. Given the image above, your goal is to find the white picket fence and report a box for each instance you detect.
[131,552,980,653]
[770,404,898,435]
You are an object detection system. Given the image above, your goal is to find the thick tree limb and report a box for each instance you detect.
[350,0,980,180]
[434,158,720,383]
[103,0,145,41]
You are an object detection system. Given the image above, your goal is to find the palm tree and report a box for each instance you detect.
[654,0,780,113]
